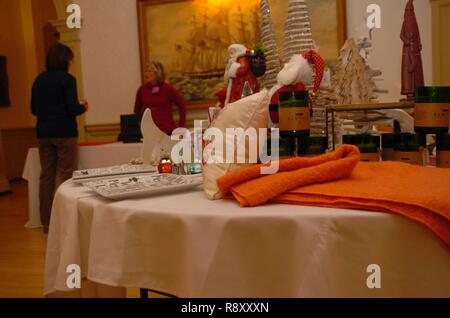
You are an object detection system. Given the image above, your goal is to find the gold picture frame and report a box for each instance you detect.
[137,0,347,109]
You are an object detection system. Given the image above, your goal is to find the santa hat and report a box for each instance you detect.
[277,54,312,86]
[228,44,247,57]
[302,50,325,97]
[277,50,325,97]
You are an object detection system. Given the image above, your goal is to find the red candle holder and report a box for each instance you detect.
[158,158,173,174]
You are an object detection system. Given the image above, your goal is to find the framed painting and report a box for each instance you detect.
[137,0,346,108]
[0,56,10,107]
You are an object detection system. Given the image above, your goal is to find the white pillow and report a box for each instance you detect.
[203,90,269,200]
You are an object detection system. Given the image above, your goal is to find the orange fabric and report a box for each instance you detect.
[217,144,361,206]
[217,145,450,248]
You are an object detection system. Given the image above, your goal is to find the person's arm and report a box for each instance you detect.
[63,75,86,116]
[169,85,186,127]
[134,88,143,115]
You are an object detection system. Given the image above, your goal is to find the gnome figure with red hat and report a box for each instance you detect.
[400,0,424,100]
[268,50,325,126]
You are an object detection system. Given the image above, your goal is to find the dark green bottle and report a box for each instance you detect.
[381,133,394,161]
[343,134,380,162]
[264,129,296,159]
[393,133,426,166]
[414,87,450,134]
[278,91,310,138]
[436,133,450,168]
[297,136,328,157]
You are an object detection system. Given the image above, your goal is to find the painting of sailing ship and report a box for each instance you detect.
[138,0,261,103]
[137,0,345,104]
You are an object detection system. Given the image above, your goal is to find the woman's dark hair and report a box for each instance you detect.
[46,44,74,72]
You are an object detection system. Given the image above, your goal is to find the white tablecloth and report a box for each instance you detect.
[22,143,142,228]
[44,180,450,298]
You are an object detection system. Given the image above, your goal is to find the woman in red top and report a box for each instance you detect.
[134,61,186,135]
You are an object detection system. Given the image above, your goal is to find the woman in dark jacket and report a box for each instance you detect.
[31,44,88,233]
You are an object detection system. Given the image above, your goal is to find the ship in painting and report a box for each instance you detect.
[171,3,260,79]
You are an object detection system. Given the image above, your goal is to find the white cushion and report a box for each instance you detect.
[203,90,269,200]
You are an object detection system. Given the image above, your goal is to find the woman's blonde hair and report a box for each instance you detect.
[147,61,166,84]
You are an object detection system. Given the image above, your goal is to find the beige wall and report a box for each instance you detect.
[74,0,142,125]
[0,0,37,129]
[31,0,58,73]
[0,0,57,179]
[346,0,433,102]
[74,0,434,127]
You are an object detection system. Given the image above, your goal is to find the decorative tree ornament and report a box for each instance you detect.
[282,0,315,63]
[259,0,281,88]
[331,38,376,105]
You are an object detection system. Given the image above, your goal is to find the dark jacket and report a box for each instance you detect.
[31,70,86,138]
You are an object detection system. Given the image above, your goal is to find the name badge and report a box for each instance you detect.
[152,86,160,94]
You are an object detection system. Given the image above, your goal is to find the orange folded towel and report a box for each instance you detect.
[217,145,450,248]
[217,144,361,206]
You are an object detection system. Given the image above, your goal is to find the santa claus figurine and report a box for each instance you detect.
[224,44,259,106]
[269,50,325,125]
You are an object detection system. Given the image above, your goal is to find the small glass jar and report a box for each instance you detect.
[278,91,310,137]
[393,133,426,166]
[297,136,328,157]
[436,133,450,168]
[343,134,380,162]
[381,133,394,161]
[414,87,450,134]
[158,157,173,173]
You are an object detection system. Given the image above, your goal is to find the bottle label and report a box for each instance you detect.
[437,151,450,168]
[393,151,423,166]
[361,152,380,162]
[279,107,310,131]
[414,103,449,128]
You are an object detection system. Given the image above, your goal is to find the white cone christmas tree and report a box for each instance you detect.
[260,0,281,89]
[282,0,315,63]
[281,0,326,136]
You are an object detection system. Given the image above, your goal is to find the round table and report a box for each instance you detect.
[44,180,450,297]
